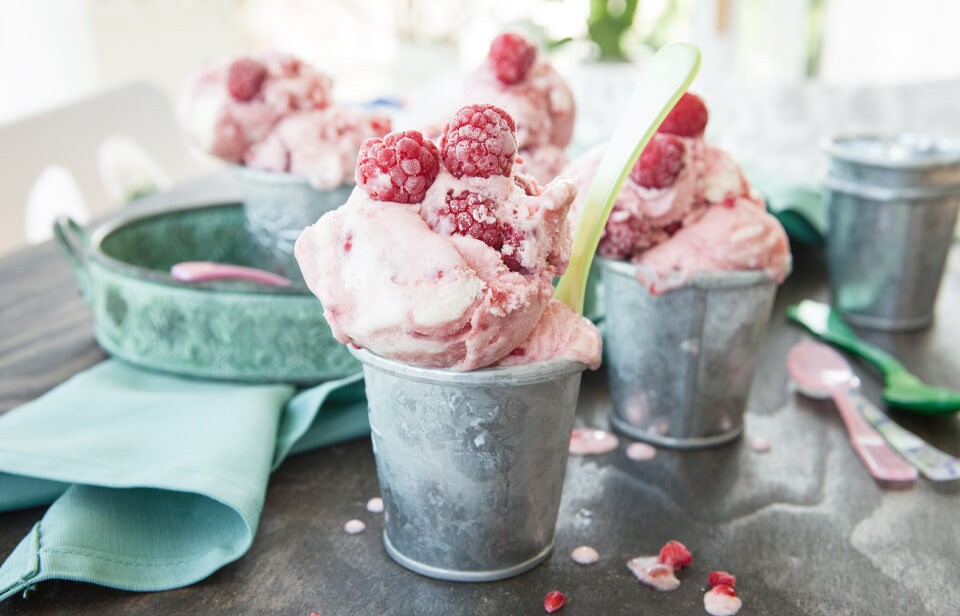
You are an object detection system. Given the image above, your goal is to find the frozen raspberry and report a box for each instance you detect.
[514,173,542,196]
[630,133,686,189]
[227,58,268,101]
[490,32,537,85]
[356,130,440,204]
[708,571,737,588]
[438,191,504,249]
[658,92,708,138]
[598,210,649,259]
[440,104,517,178]
[658,540,692,570]
[500,227,525,272]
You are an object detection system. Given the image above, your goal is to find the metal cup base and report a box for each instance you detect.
[350,348,586,582]
[609,412,743,449]
[382,531,554,582]
[599,259,777,450]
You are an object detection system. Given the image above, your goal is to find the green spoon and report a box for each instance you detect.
[787,300,960,416]
[554,42,701,314]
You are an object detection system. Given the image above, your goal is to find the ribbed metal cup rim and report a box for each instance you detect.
[348,347,588,387]
[595,257,775,290]
[823,133,960,170]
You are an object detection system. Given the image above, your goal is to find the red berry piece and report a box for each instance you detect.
[543,590,566,613]
[630,133,686,189]
[708,571,737,588]
[490,32,537,84]
[598,211,649,260]
[438,191,504,249]
[227,58,268,101]
[658,92,709,138]
[658,540,693,570]
[440,104,517,179]
[500,226,525,272]
[713,584,738,597]
[356,130,440,204]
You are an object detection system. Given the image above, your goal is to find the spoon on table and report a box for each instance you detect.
[554,42,701,314]
[787,300,960,416]
[787,341,919,485]
[788,341,958,482]
[171,261,293,287]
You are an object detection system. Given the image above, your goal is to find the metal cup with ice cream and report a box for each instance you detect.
[180,51,391,283]
[564,92,791,449]
[295,104,602,580]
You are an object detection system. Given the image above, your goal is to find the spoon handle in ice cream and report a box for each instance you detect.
[554,42,701,315]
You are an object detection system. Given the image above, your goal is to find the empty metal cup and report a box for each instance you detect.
[599,258,777,449]
[825,134,960,330]
[349,348,587,582]
[234,166,352,283]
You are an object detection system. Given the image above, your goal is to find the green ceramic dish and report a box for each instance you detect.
[53,201,357,384]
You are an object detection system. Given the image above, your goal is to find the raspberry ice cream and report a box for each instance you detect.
[464,33,575,184]
[295,104,601,371]
[565,92,790,293]
[181,52,390,189]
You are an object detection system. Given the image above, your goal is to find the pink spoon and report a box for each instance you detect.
[787,341,917,486]
[170,261,293,287]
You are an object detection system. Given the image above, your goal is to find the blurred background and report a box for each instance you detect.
[3,0,960,254]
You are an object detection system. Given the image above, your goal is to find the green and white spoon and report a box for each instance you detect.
[554,42,702,314]
[787,300,960,416]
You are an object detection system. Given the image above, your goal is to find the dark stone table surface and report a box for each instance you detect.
[1,177,958,615]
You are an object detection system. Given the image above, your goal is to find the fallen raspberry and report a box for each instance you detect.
[543,590,566,613]
[658,540,693,570]
[490,32,537,84]
[356,130,440,203]
[627,556,680,592]
[704,585,742,616]
[630,133,686,188]
[440,104,517,178]
[708,571,737,588]
[227,58,267,101]
[658,92,708,137]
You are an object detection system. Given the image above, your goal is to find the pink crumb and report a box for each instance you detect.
[627,556,680,592]
[704,586,742,616]
[571,546,599,565]
[343,519,366,534]
[569,428,619,456]
[625,442,657,461]
[749,437,771,453]
[366,497,384,513]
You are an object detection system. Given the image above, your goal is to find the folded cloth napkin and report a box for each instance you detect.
[748,167,828,246]
[0,360,368,601]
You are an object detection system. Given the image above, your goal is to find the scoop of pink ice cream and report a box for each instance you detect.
[296,108,600,371]
[181,52,390,188]
[180,52,332,162]
[465,34,575,184]
[564,95,790,294]
[244,107,391,189]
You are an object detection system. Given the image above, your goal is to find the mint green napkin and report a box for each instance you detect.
[0,360,368,601]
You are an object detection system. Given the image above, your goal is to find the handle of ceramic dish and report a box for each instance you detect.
[554,42,701,315]
[52,216,93,303]
[786,301,909,381]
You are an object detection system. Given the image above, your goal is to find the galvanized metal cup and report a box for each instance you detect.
[598,258,777,449]
[349,348,587,582]
[233,166,352,283]
[825,134,960,330]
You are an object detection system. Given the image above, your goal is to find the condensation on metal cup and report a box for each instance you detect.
[349,348,587,582]
[598,258,777,449]
[233,166,352,283]
[824,134,960,331]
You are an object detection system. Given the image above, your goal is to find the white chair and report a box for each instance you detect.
[0,82,206,257]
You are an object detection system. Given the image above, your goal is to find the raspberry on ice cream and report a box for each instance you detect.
[226,58,268,101]
[489,32,537,85]
[440,104,517,179]
[658,92,709,138]
[356,130,440,204]
[630,133,686,189]
[295,105,601,371]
